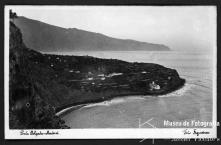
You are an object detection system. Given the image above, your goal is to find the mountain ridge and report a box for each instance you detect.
[14,16,170,52]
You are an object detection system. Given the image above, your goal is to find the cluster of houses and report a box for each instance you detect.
[67,70,162,92]
[46,55,162,92]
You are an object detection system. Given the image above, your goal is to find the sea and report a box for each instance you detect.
[47,50,215,128]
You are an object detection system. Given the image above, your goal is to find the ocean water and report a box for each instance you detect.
[54,51,215,128]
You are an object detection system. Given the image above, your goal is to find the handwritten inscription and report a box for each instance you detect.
[183,129,210,136]
[20,130,59,136]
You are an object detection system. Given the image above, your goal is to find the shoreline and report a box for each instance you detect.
[56,80,186,117]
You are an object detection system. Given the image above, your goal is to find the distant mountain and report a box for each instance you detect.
[13,16,170,52]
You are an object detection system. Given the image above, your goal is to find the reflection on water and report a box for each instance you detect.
[58,51,214,128]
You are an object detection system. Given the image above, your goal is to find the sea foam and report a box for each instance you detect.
[157,83,193,98]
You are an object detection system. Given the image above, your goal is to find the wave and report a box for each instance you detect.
[62,81,204,114]
[81,84,193,109]
[156,83,194,98]
[57,96,146,115]
[82,96,146,109]
[59,81,206,115]
[80,83,195,109]
[56,104,84,116]
[60,79,209,113]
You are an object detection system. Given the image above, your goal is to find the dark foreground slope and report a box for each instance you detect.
[9,22,185,129]
[14,16,170,52]
[10,22,69,129]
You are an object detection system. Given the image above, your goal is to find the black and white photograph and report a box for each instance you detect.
[4,6,217,139]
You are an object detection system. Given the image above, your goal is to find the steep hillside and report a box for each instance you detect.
[9,21,184,129]
[14,16,170,52]
[9,22,69,129]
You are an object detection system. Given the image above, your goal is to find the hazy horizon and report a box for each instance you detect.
[10,6,216,52]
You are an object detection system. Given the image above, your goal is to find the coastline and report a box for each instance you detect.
[56,80,186,117]
[9,21,186,129]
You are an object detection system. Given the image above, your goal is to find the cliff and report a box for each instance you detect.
[9,22,69,129]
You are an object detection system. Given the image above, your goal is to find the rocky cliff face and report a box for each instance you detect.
[9,22,69,129]
[14,16,170,52]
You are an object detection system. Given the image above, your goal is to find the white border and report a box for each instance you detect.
[4,5,217,139]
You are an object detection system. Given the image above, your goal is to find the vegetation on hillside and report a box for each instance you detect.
[9,21,69,129]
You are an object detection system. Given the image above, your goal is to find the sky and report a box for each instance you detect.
[9,6,216,52]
